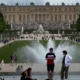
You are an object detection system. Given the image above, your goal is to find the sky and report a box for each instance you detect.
[0,0,80,5]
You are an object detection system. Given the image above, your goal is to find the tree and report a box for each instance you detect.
[0,12,6,33]
[76,14,80,32]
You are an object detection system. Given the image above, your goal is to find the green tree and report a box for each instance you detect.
[0,12,6,33]
[76,14,80,32]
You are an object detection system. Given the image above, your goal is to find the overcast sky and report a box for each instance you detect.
[0,0,80,5]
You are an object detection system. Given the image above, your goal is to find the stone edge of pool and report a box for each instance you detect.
[0,72,80,76]
[0,63,80,76]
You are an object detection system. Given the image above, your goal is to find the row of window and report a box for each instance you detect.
[51,14,76,22]
[4,7,76,12]
[5,14,76,22]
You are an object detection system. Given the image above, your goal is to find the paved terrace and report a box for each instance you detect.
[0,63,80,73]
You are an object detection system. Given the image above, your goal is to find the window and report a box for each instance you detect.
[51,8,53,11]
[39,14,41,21]
[69,8,71,11]
[43,14,45,21]
[9,8,11,11]
[19,8,21,11]
[13,8,15,11]
[55,8,57,11]
[13,15,15,22]
[55,14,57,21]
[69,14,72,20]
[5,8,7,11]
[39,8,41,11]
[47,14,49,19]
[59,8,61,11]
[35,8,38,11]
[31,14,33,19]
[43,8,46,11]
[74,8,75,11]
[51,15,53,21]
[23,8,25,11]
[19,15,21,22]
[9,15,11,21]
[27,15,30,22]
[27,8,30,11]
[35,14,38,21]
[23,15,25,22]
[5,15,7,20]
[59,14,61,21]
[73,14,76,20]
[65,14,67,21]
[65,8,67,11]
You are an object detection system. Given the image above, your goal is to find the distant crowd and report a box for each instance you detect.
[0,38,15,44]
[14,21,70,30]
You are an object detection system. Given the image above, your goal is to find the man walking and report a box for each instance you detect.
[61,50,72,80]
[45,48,56,80]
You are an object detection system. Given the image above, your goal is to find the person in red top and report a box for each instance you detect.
[45,48,56,80]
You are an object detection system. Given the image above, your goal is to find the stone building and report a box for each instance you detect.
[0,3,80,25]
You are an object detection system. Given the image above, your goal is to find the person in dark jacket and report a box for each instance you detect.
[20,67,37,80]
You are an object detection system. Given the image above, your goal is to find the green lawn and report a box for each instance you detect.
[0,40,32,63]
[0,40,80,63]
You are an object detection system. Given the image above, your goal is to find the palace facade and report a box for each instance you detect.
[0,3,80,25]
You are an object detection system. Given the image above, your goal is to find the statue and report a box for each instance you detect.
[38,24,44,32]
[58,29,60,34]
[62,31,64,34]
[69,21,71,29]
[11,21,13,29]
[1,60,4,71]
[21,27,24,35]
[33,24,49,34]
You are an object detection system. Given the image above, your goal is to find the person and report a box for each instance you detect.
[20,71,26,80]
[20,67,36,80]
[10,55,14,66]
[45,48,56,80]
[16,66,20,72]
[20,65,23,72]
[61,50,72,80]
[14,55,17,65]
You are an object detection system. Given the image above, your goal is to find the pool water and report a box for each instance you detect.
[0,75,80,80]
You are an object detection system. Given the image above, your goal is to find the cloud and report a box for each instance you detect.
[44,0,80,5]
[0,0,45,5]
[0,0,80,5]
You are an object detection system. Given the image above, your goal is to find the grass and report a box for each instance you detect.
[0,40,80,63]
[0,40,32,63]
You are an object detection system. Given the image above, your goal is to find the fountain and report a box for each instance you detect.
[14,38,78,63]
[33,24,49,34]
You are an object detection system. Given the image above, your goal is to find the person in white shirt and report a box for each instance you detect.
[61,50,72,80]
